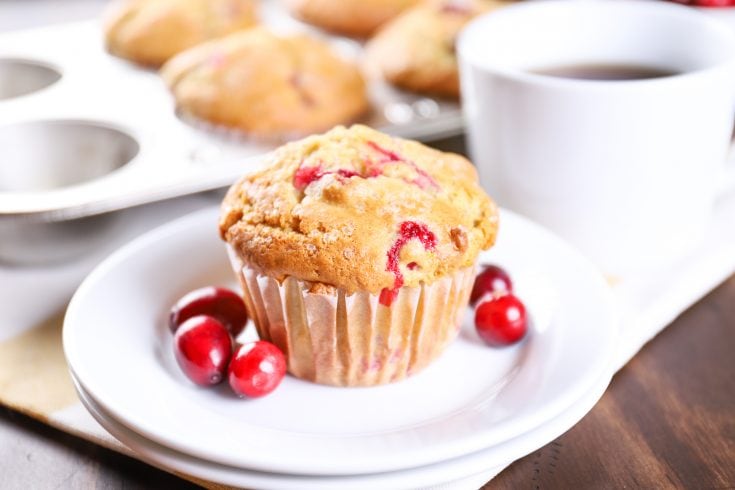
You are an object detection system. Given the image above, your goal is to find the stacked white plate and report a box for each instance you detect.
[63,207,619,489]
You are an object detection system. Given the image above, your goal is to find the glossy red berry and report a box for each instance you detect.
[475,293,527,346]
[169,286,248,337]
[174,315,233,386]
[470,265,513,304]
[228,341,286,398]
[692,0,735,7]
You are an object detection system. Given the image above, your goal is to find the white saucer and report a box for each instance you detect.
[71,365,613,490]
[64,206,618,475]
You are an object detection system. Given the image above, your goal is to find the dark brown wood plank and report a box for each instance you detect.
[488,274,735,489]
[0,406,202,489]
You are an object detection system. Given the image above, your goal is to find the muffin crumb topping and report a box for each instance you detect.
[220,125,498,294]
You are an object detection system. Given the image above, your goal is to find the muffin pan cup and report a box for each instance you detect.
[0,58,61,101]
[0,5,462,263]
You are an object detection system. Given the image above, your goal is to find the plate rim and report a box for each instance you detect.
[70,363,614,490]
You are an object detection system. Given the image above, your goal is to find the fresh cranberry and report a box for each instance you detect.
[693,0,735,7]
[475,293,528,346]
[380,221,438,306]
[174,316,233,386]
[470,265,513,305]
[671,0,735,5]
[169,286,248,337]
[228,341,287,398]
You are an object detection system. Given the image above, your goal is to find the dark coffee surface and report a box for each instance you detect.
[533,63,678,80]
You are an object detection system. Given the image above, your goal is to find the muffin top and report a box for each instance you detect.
[220,125,498,299]
[286,0,420,37]
[364,0,506,98]
[103,0,258,67]
[161,28,368,137]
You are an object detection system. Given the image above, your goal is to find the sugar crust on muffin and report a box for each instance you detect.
[161,28,369,137]
[103,0,258,67]
[220,125,498,296]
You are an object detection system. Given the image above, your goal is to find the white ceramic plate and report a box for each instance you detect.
[64,206,618,475]
[71,365,613,490]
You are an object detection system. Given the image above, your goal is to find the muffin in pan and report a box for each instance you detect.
[220,125,498,387]
[103,0,258,67]
[365,0,507,98]
[285,0,420,38]
[161,28,369,139]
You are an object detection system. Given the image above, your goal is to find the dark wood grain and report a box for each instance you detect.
[0,406,202,490]
[488,274,735,490]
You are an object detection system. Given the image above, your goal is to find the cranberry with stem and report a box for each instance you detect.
[174,315,233,386]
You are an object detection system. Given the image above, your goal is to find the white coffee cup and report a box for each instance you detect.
[458,0,735,275]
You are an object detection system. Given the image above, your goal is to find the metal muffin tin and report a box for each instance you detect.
[0,4,463,263]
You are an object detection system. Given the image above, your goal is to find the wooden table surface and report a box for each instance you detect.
[2,273,734,489]
[489,274,735,490]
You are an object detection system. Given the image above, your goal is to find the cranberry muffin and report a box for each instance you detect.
[286,0,419,37]
[103,0,258,67]
[365,0,507,98]
[161,28,369,138]
[220,125,498,386]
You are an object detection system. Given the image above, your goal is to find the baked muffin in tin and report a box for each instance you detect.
[161,28,369,139]
[365,0,507,98]
[104,0,258,67]
[286,0,420,38]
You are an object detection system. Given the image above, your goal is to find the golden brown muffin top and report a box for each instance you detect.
[286,0,420,37]
[161,28,368,137]
[103,0,258,67]
[364,0,508,98]
[220,125,498,301]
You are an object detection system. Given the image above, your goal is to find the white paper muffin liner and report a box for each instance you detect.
[227,246,476,386]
